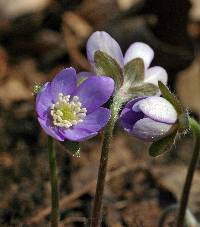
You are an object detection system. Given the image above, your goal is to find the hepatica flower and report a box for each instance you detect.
[86,31,167,97]
[36,67,114,141]
[120,96,177,141]
[120,81,189,156]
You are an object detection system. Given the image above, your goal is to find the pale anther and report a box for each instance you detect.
[51,93,87,129]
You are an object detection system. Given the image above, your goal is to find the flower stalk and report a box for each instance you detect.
[48,137,59,227]
[90,96,123,227]
[176,117,200,227]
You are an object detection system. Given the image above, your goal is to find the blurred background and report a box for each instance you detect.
[0,0,200,226]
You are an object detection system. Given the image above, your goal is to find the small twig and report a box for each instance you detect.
[158,204,199,227]
[27,164,139,224]
[60,216,88,227]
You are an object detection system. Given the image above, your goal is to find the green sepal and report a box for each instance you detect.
[127,83,159,100]
[158,81,189,132]
[149,131,177,157]
[94,50,123,89]
[178,113,189,133]
[63,140,81,156]
[158,81,183,115]
[124,58,144,84]
[121,59,158,100]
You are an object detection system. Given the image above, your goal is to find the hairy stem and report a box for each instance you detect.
[48,137,59,227]
[90,97,123,227]
[176,118,200,227]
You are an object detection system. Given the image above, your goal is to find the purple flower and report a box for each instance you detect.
[86,31,167,86]
[36,67,114,142]
[120,96,178,141]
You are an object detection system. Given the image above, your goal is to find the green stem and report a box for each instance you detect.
[176,117,200,227]
[90,97,123,227]
[48,137,59,227]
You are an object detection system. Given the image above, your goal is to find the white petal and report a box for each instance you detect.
[137,96,177,124]
[144,66,168,86]
[124,42,154,68]
[86,31,124,68]
[132,117,172,141]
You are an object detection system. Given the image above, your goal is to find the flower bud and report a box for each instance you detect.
[120,96,178,141]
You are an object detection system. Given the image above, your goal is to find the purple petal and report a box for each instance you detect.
[51,67,77,102]
[144,66,168,86]
[120,107,144,132]
[75,107,111,131]
[73,76,114,113]
[60,127,97,142]
[120,97,147,132]
[124,42,154,68]
[86,31,124,68]
[38,117,65,141]
[123,97,147,110]
[137,97,177,124]
[36,82,53,119]
[131,117,173,141]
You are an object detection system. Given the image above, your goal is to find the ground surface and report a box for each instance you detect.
[0,0,200,226]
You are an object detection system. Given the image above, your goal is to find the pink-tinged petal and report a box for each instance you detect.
[73,76,114,113]
[86,31,124,68]
[60,127,97,142]
[137,97,177,124]
[124,42,154,68]
[38,117,65,141]
[51,67,77,102]
[132,117,173,141]
[36,82,53,119]
[76,107,111,131]
[144,66,168,86]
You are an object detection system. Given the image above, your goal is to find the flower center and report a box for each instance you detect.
[50,93,87,128]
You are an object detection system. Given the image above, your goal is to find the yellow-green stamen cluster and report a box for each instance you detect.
[51,93,87,128]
